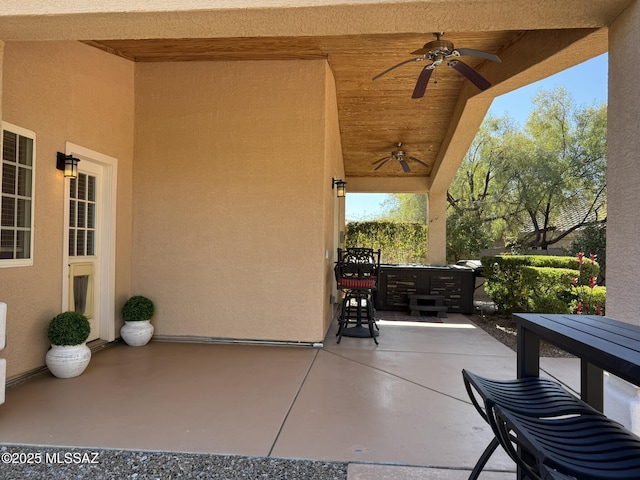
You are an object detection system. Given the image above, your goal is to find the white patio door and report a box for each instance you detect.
[62,144,117,342]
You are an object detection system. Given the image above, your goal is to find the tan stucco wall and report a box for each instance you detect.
[322,62,344,333]
[0,41,134,379]
[133,59,334,343]
[606,0,640,325]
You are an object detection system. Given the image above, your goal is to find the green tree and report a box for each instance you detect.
[381,87,607,259]
[380,193,427,223]
[446,211,493,262]
[447,115,525,254]
[496,87,607,248]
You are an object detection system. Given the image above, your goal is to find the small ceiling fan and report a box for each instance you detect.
[373,32,501,98]
[372,143,429,173]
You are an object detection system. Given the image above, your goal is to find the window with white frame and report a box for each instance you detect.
[1,123,35,266]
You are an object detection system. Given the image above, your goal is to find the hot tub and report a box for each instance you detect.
[374,264,475,314]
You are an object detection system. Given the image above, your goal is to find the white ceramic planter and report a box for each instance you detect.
[45,344,91,379]
[120,320,154,346]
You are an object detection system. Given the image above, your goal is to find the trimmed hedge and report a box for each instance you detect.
[481,255,530,314]
[521,266,576,314]
[346,221,427,264]
[481,254,604,315]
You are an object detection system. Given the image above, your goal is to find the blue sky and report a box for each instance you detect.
[346,53,608,221]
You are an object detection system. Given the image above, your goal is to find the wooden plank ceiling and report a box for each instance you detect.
[87,32,520,181]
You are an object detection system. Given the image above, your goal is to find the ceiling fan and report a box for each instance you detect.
[373,32,501,98]
[372,143,429,173]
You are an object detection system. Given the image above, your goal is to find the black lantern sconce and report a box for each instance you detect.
[332,178,347,198]
[56,152,81,178]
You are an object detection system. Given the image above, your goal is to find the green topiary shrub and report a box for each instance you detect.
[122,296,154,322]
[48,311,91,346]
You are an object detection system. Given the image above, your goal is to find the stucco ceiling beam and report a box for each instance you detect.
[0,1,633,41]
[345,175,429,194]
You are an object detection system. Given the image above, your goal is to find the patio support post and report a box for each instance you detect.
[427,191,447,265]
[0,40,4,124]
[604,0,640,434]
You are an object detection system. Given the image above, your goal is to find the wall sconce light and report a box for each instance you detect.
[56,152,81,178]
[332,178,347,198]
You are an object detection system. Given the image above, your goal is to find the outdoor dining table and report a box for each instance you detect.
[513,313,640,412]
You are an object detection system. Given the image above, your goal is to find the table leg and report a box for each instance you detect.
[516,325,540,480]
[581,360,604,412]
[516,325,540,378]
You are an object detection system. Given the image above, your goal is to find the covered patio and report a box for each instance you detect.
[0,314,578,479]
[1,0,640,477]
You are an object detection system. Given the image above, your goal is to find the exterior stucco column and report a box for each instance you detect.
[607,0,640,324]
[0,42,5,404]
[0,40,4,123]
[427,191,447,265]
[604,0,640,433]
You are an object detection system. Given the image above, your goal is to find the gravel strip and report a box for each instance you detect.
[0,445,348,480]
[467,314,575,358]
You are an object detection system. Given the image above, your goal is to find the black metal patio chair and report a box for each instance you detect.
[494,404,640,480]
[335,248,381,344]
[462,369,599,480]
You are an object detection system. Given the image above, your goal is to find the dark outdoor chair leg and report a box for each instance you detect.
[367,296,378,344]
[336,297,348,344]
[467,437,500,480]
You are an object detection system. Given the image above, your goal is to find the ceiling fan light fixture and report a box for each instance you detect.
[373,32,501,98]
[372,142,429,173]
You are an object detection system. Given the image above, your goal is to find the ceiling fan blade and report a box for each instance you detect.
[410,46,432,56]
[372,58,421,80]
[408,156,430,168]
[411,66,434,99]
[374,158,392,171]
[455,48,501,63]
[399,160,411,172]
[448,60,491,91]
[372,156,391,165]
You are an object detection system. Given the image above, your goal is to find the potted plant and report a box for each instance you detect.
[120,295,155,346]
[45,311,92,378]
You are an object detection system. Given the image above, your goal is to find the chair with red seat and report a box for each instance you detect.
[335,248,381,344]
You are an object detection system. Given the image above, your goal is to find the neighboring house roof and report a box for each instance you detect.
[522,204,605,235]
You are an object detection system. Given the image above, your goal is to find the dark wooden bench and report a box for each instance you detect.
[463,369,640,480]
[408,294,447,318]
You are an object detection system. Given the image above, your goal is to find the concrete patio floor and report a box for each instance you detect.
[0,313,579,479]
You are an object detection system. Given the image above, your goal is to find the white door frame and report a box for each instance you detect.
[61,143,118,341]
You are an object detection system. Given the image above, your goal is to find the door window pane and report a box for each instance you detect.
[68,171,97,258]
